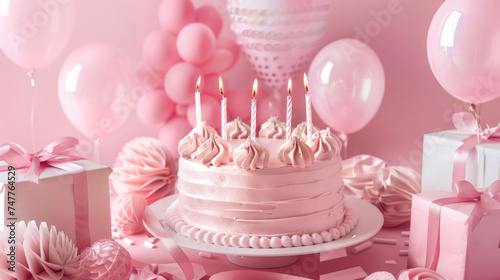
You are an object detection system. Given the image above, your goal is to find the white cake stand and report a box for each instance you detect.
[151,195,383,268]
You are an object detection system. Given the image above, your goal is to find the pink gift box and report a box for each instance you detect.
[0,160,112,251]
[408,191,500,280]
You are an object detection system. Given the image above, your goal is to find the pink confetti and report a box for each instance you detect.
[401,231,410,237]
[146,237,158,244]
[123,238,135,245]
[399,250,409,256]
[351,241,372,254]
[112,231,123,239]
[320,248,347,262]
[144,240,156,249]
[404,240,409,246]
[199,252,212,259]
[385,260,397,265]
[320,266,367,280]
[373,238,397,245]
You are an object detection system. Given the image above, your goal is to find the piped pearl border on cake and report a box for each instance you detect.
[165,200,358,248]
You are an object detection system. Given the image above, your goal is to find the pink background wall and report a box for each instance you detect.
[2,0,500,172]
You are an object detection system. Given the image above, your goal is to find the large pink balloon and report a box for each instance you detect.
[308,39,385,134]
[427,0,500,104]
[159,117,193,159]
[59,43,132,141]
[0,0,75,69]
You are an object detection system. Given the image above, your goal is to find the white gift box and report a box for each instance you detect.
[0,160,112,251]
[421,130,500,192]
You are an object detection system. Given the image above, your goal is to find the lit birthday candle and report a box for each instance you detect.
[195,76,202,126]
[251,79,258,139]
[219,77,227,140]
[304,73,312,139]
[286,78,292,141]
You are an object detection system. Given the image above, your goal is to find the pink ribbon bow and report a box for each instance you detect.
[425,180,500,270]
[0,137,81,183]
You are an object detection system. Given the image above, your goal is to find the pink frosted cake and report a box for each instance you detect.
[165,117,357,248]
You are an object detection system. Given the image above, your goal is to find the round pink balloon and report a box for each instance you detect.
[59,43,132,141]
[175,104,189,116]
[164,62,203,104]
[427,0,500,104]
[308,38,385,134]
[187,94,221,130]
[0,0,76,69]
[176,23,216,64]
[195,5,223,38]
[198,49,234,75]
[216,37,240,67]
[142,29,181,73]
[136,90,175,125]
[158,0,195,35]
[159,117,193,158]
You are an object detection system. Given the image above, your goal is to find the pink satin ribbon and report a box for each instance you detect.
[0,137,91,251]
[425,180,500,270]
[452,112,500,183]
[142,207,194,280]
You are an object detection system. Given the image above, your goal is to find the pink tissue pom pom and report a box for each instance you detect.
[158,0,195,34]
[80,239,132,280]
[136,90,176,125]
[195,5,223,37]
[111,194,148,234]
[177,23,216,64]
[0,221,80,280]
[365,271,396,280]
[164,62,203,104]
[159,117,193,159]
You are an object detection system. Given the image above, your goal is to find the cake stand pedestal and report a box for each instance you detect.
[152,195,383,269]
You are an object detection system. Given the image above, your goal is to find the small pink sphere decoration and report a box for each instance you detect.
[159,117,193,159]
[0,221,80,279]
[111,194,148,234]
[177,23,216,64]
[158,0,195,34]
[164,63,204,104]
[79,239,132,280]
[137,90,176,125]
[112,137,178,204]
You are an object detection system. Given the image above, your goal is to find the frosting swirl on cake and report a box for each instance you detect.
[234,138,270,170]
[259,116,286,139]
[278,136,315,168]
[178,132,205,159]
[195,121,218,139]
[293,121,319,140]
[306,128,342,160]
[196,134,233,167]
[227,117,250,139]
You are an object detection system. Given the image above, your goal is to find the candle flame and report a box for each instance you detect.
[219,76,224,97]
[303,73,309,93]
[196,76,201,91]
[287,78,292,95]
[252,79,258,97]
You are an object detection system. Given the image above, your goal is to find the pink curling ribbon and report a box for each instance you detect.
[425,180,500,270]
[0,137,91,252]
[452,112,500,183]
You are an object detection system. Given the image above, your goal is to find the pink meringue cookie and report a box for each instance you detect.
[226,117,250,139]
[234,137,270,170]
[342,154,387,198]
[111,194,148,234]
[278,136,315,168]
[306,128,342,160]
[292,121,320,140]
[397,268,446,280]
[194,121,218,139]
[258,116,286,139]
[196,134,233,166]
[365,271,396,280]
[112,137,177,204]
[178,131,205,159]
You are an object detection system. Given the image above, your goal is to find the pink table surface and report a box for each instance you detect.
[115,196,410,280]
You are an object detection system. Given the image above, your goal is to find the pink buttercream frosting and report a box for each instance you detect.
[342,155,421,227]
[195,121,218,139]
[196,135,233,166]
[258,116,286,139]
[178,132,205,159]
[397,268,446,280]
[227,117,250,139]
[112,137,177,204]
[306,128,342,160]
[278,136,315,168]
[292,121,319,140]
[233,137,270,170]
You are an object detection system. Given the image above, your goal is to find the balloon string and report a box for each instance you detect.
[339,132,348,159]
[28,70,36,151]
[468,103,482,143]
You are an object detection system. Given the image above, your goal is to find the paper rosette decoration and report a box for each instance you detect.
[342,155,422,227]
[79,239,132,280]
[0,221,81,280]
[228,0,331,89]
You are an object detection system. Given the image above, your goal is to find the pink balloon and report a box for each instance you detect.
[136,90,175,125]
[159,117,193,158]
[195,5,223,38]
[198,49,234,75]
[176,23,216,64]
[135,62,164,90]
[164,62,203,104]
[427,0,500,104]
[227,90,251,122]
[142,29,181,73]
[216,37,240,67]
[58,43,133,141]
[203,74,221,98]
[257,92,285,125]
[158,0,195,35]
[175,104,189,116]
[187,94,221,130]
[0,0,76,69]
[308,38,385,134]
